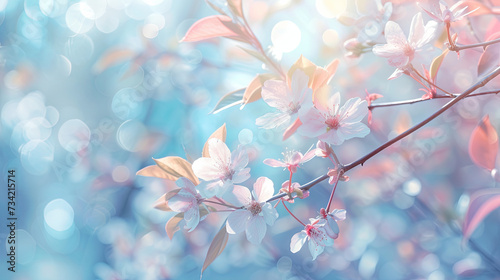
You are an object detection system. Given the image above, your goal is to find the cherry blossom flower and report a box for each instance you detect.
[319,208,346,239]
[192,138,250,198]
[279,180,309,203]
[372,13,438,79]
[225,177,279,244]
[315,140,334,158]
[256,69,312,129]
[168,177,207,232]
[298,92,370,145]
[263,148,316,173]
[418,0,478,24]
[289,218,337,260]
[327,168,349,185]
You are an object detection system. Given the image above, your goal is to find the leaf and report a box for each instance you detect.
[94,49,136,73]
[136,165,177,181]
[153,156,200,185]
[201,225,229,277]
[287,55,318,87]
[209,88,245,114]
[454,1,492,16]
[228,0,243,18]
[181,15,240,42]
[205,0,228,16]
[242,74,277,105]
[477,32,500,77]
[153,189,182,211]
[283,118,302,140]
[165,213,184,240]
[462,188,500,243]
[202,124,227,157]
[469,115,498,170]
[430,48,449,81]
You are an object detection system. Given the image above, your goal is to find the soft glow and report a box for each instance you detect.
[271,20,301,53]
[44,199,75,232]
[316,0,346,18]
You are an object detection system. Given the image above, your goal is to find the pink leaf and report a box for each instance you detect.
[477,33,500,77]
[468,115,498,170]
[181,15,240,42]
[153,156,200,185]
[201,225,229,277]
[283,118,302,140]
[463,188,500,243]
[136,165,177,181]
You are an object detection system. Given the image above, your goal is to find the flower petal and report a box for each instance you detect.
[226,209,251,234]
[230,145,249,172]
[308,238,325,260]
[169,194,195,212]
[232,167,251,184]
[290,230,308,253]
[253,177,275,202]
[246,216,266,244]
[330,209,346,221]
[223,185,252,207]
[261,79,290,111]
[184,207,200,232]
[338,98,368,123]
[192,157,221,181]
[290,69,311,104]
[384,21,407,47]
[297,108,326,138]
[261,203,279,225]
[263,158,287,168]
[338,122,370,140]
[208,138,231,167]
[256,112,292,129]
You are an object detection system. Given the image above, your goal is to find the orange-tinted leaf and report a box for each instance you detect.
[94,49,136,73]
[209,88,245,114]
[202,124,227,157]
[153,156,200,185]
[283,118,302,140]
[136,165,177,181]
[165,213,184,240]
[242,73,277,105]
[181,15,240,42]
[469,115,498,170]
[463,188,500,243]
[430,48,449,80]
[287,55,318,88]
[153,189,181,211]
[201,225,229,276]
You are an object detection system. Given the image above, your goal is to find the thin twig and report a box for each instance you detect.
[449,37,500,52]
[369,90,500,110]
[266,66,500,203]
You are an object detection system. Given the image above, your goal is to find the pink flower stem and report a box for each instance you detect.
[411,66,453,96]
[446,22,456,50]
[408,71,432,92]
[266,66,500,203]
[325,174,340,213]
[281,200,306,226]
[288,167,293,189]
[203,200,242,209]
[449,37,500,52]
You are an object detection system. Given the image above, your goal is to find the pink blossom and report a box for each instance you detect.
[289,218,337,260]
[263,148,316,173]
[279,180,309,203]
[256,69,312,129]
[327,168,349,185]
[418,0,478,24]
[225,177,279,244]
[319,208,346,239]
[298,92,370,145]
[168,177,206,231]
[192,138,250,198]
[372,13,438,79]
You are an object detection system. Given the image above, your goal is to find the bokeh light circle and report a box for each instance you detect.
[58,119,91,152]
[271,20,301,53]
[20,140,54,175]
[44,199,74,232]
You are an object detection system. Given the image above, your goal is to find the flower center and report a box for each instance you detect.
[248,201,262,216]
[325,115,340,131]
[403,44,414,59]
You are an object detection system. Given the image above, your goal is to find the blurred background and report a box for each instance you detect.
[1,0,500,279]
